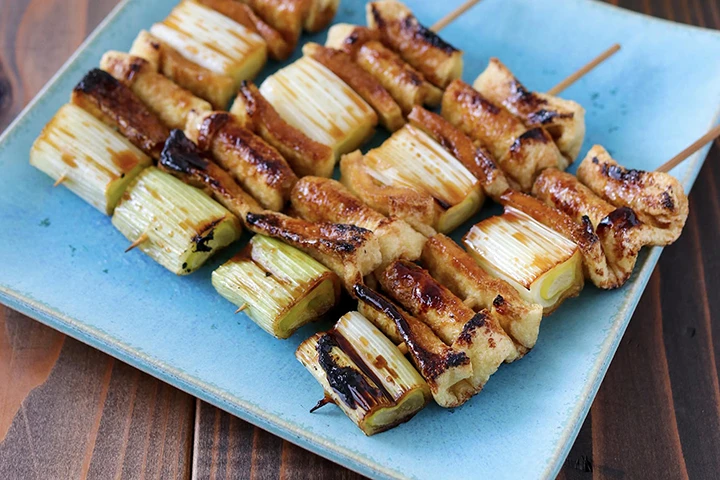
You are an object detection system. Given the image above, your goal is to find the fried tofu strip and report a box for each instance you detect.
[158,129,262,222]
[366,1,462,89]
[185,111,297,211]
[304,0,339,32]
[408,106,510,201]
[244,211,383,290]
[533,169,657,287]
[474,58,586,162]
[195,0,292,60]
[499,190,620,289]
[576,145,689,245]
[303,43,404,132]
[378,260,517,390]
[442,79,567,192]
[420,234,543,352]
[241,0,310,50]
[71,69,169,159]
[353,284,476,408]
[325,25,442,113]
[291,176,427,266]
[100,52,212,130]
[130,30,236,109]
[230,82,335,178]
[340,150,439,237]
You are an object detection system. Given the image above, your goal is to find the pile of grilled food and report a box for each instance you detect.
[30,0,690,435]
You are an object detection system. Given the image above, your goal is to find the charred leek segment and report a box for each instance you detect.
[259,57,378,159]
[71,68,169,160]
[129,30,236,110]
[150,0,267,85]
[112,167,242,275]
[576,145,689,245]
[442,79,567,192]
[100,52,212,130]
[363,125,483,233]
[463,207,584,314]
[353,284,476,408]
[296,311,430,435]
[212,235,340,339]
[473,58,586,162]
[366,1,463,89]
[30,104,152,215]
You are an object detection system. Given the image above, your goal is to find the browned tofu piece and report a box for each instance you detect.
[474,58,586,162]
[353,284,476,408]
[533,168,658,288]
[290,176,427,266]
[325,23,380,57]
[576,144,689,245]
[242,0,311,50]
[302,42,404,132]
[195,0,292,60]
[185,111,298,211]
[230,81,335,178]
[71,68,169,159]
[442,79,566,192]
[158,129,262,222]
[100,51,212,131]
[366,1,462,89]
[408,106,510,201]
[378,260,517,390]
[304,0,339,32]
[130,30,236,109]
[244,211,382,290]
[420,233,543,352]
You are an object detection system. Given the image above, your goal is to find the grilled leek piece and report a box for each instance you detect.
[576,144,689,245]
[159,129,262,221]
[213,235,341,338]
[442,79,567,192]
[112,167,242,274]
[100,52,212,130]
[378,260,517,391]
[354,284,476,408]
[71,69,169,159]
[421,234,544,353]
[129,30,236,109]
[362,124,483,233]
[259,57,378,159]
[325,25,442,113]
[463,206,584,314]
[290,176,427,266]
[499,189,619,289]
[296,311,430,435]
[230,82,335,178]
[533,168,658,288]
[194,0,292,60]
[473,58,586,162]
[244,211,382,290]
[150,0,267,85]
[366,1,462,89]
[185,111,297,211]
[30,104,152,215]
[302,43,404,132]
[408,106,510,201]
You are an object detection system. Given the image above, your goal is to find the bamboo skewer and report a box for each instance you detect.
[430,0,481,32]
[53,174,68,187]
[546,44,621,95]
[125,232,149,253]
[656,124,720,173]
[234,303,249,314]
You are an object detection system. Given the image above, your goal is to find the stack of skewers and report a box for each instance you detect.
[29,0,712,436]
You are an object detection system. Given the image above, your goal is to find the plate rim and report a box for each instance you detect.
[0,0,719,478]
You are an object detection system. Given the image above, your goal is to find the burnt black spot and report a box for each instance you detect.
[592,156,600,165]
[509,128,549,152]
[405,17,458,54]
[469,92,501,114]
[160,130,210,173]
[492,295,505,308]
[597,207,641,234]
[661,190,675,210]
[457,311,488,344]
[316,333,384,410]
[192,218,222,253]
[601,162,643,183]
[75,68,122,96]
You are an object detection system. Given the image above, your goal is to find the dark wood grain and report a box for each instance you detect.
[0,1,718,479]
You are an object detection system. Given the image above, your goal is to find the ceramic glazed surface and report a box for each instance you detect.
[0,1,719,478]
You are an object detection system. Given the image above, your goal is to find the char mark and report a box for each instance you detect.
[404,16,458,54]
[75,68,122,96]
[600,161,643,183]
[456,311,488,345]
[160,130,210,173]
[509,127,549,152]
[597,206,641,233]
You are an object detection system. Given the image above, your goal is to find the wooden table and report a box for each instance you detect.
[1,0,718,478]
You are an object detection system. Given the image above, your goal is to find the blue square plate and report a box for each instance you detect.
[1,1,719,478]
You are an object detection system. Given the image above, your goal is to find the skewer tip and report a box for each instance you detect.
[124,232,149,253]
[53,174,68,188]
[309,396,335,413]
[234,303,248,314]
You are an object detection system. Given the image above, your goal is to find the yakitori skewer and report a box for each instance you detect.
[430,0,481,32]
[547,44,622,96]
[656,123,720,173]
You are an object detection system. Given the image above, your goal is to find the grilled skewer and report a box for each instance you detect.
[71,69,169,159]
[100,52,212,130]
